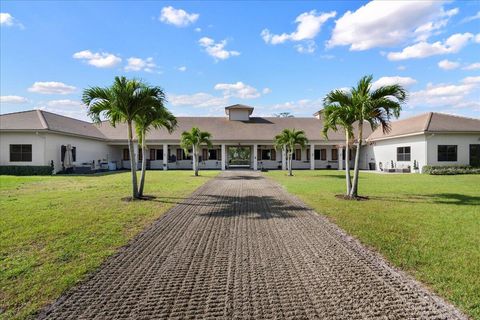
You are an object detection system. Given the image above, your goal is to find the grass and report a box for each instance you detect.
[266,170,480,319]
[0,170,217,320]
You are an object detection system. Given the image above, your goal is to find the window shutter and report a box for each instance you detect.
[72,147,76,162]
[257,149,261,161]
[271,149,276,160]
[202,149,208,160]
[218,149,222,161]
[61,145,66,162]
[150,149,156,160]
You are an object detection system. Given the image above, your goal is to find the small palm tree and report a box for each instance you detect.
[349,75,406,197]
[322,91,356,195]
[83,76,158,199]
[135,99,177,197]
[274,129,308,176]
[180,127,213,176]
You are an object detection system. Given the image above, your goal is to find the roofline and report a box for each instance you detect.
[367,131,425,141]
[0,128,107,141]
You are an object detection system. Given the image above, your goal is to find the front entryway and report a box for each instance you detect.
[227,146,251,169]
[470,144,480,167]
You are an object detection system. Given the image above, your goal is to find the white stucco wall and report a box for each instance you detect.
[370,134,427,171]
[0,131,47,166]
[45,133,120,172]
[425,133,480,166]
[228,109,250,121]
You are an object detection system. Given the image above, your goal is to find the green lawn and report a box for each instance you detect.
[0,171,217,320]
[266,170,480,319]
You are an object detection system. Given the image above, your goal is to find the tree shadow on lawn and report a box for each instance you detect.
[369,193,480,206]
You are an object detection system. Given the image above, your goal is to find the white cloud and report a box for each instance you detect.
[462,76,480,84]
[214,82,261,99]
[373,76,417,89]
[194,27,202,32]
[124,57,156,72]
[461,11,480,23]
[475,34,480,43]
[261,10,336,46]
[463,62,480,70]
[28,82,76,95]
[0,12,23,28]
[262,88,272,94]
[36,100,89,121]
[168,92,228,110]
[409,77,480,109]
[178,66,187,72]
[73,50,122,68]
[198,37,240,60]
[258,98,323,116]
[160,6,199,27]
[327,1,457,50]
[0,95,28,104]
[0,12,13,26]
[295,41,317,54]
[397,65,407,71]
[387,33,474,61]
[438,59,460,70]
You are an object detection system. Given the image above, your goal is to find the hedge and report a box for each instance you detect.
[422,165,480,175]
[0,165,53,176]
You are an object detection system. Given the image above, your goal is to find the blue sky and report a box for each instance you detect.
[1,1,479,121]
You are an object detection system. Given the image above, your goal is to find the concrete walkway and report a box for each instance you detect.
[40,171,465,319]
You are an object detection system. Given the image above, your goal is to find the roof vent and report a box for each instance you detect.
[225,104,254,121]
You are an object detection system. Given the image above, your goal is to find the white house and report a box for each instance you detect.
[0,105,479,173]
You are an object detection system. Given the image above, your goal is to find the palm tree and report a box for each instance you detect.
[135,100,177,197]
[349,75,406,198]
[83,76,160,199]
[322,91,356,196]
[274,129,308,176]
[180,127,213,176]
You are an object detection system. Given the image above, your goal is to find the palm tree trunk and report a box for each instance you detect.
[288,152,293,176]
[350,123,363,198]
[127,120,139,199]
[193,145,198,176]
[345,132,352,196]
[138,131,147,197]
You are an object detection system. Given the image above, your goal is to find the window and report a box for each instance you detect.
[332,148,338,161]
[438,145,457,162]
[396,146,411,161]
[123,148,130,160]
[306,148,310,161]
[320,149,327,161]
[177,149,192,160]
[209,149,218,160]
[261,149,271,160]
[61,145,76,162]
[156,149,164,160]
[314,150,321,160]
[10,144,32,162]
[292,149,301,161]
[150,149,156,160]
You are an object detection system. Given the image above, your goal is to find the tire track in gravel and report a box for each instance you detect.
[39,171,466,320]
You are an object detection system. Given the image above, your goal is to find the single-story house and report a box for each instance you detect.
[0,105,479,173]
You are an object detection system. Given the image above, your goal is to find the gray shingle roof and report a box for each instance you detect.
[368,112,480,141]
[2,110,478,143]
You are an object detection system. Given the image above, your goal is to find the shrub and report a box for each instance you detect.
[422,165,480,175]
[0,163,53,176]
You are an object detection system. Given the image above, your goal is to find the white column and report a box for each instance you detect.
[310,144,315,170]
[221,144,226,171]
[253,144,258,171]
[163,144,168,170]
[338,146,343,170]
[281,147,286,170]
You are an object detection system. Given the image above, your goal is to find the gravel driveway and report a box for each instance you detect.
[39,171,465,319]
